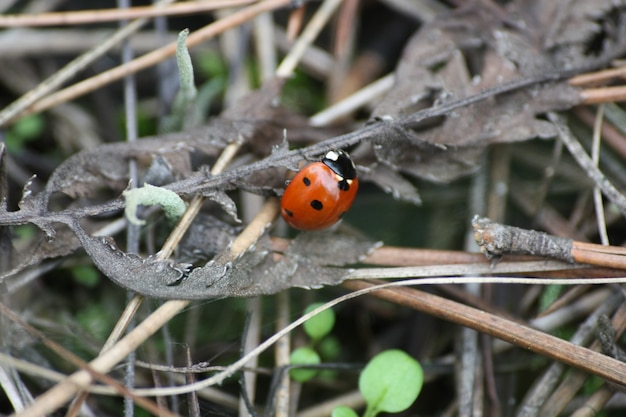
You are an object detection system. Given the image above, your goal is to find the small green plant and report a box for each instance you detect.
[5,114,45,153]
[70,265,100,288]
[358,349,424,417]
[539,284,563,312]
[289,302,337,382]
[332,406,359,417]
[330,349,424,417]
[158,29,197,133]
[291,304,424,416]
[159,30,227,133]
[289,346,321,383]
[123,183,187,226]
[303,302,335,341]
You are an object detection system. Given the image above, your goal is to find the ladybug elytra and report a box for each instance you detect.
[280,150,358,230]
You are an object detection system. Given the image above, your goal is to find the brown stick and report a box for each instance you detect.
[343,279,626,387]
[473,215,626,269]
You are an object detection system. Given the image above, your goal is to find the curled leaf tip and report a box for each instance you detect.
[123,183,186,226]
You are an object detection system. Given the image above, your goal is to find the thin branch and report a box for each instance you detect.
[0,302,180,417]
[592,105,609,245]
[548,112,626,217]
[112,276,626,401]
[7,0,291,125]
[0,0,177,128]
[0,0,257,27]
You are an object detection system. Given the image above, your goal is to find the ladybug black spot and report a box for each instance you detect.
[303,177,311,186]
[284,208,294,217]
[337,180,350,191]
[310,200,323,211]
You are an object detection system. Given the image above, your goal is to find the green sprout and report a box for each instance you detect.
[359,349,423,417]
[303,302,336,341]
[288,302,336,383]
[123,183,186,226]
[334,349,424,417]
[289,347,321,383]
[290,303,424,416]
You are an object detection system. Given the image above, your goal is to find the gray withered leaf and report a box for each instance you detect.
[262,230,381,291]
[285,229,381,267]
[515,0,617,51]
[359,163,421,205]
[71,226,271,299]
[171,230,378,298]
[142,154,182,187]
[231,141,298,197]
[1,224,80,283]
[17,175,40,212]
[363,1,609,184]
[69,220,195,297]
[269,260,349,291]
[72,219,379,299]
[170,229,381,299]
[178,213,241,264]
[197,189,240,223]
[16,175,57,238]
[35,129,222,211]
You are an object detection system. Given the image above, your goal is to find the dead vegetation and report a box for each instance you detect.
[2,0,626,416]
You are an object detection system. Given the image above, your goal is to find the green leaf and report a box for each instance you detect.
[13,114,44,138]
[539,284,563,312]
[332,406,359,417]
[197,50,228,79]
[359,349,423,416]
[318,368,338,382]
[71,265,100,288]
[5,114,44,153]
[318,335,341,360]
[303,302,335,341]
[289,347,321,383]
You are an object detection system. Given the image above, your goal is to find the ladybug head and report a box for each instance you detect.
[322,149,357,180]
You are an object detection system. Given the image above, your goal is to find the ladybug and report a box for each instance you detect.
[280,149,359,231]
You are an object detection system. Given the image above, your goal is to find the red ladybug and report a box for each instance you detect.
[280,150,358,231]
